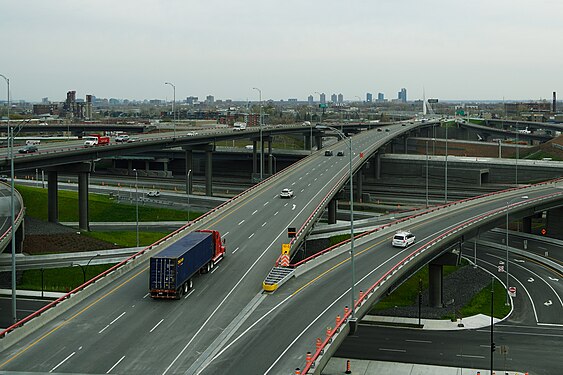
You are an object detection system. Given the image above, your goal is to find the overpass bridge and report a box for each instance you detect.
[1,121,562,374]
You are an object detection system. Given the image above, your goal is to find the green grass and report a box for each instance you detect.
[456,280,511,319]
[17,185,198,222]
[18,264,116,292]
[83,231,170,247]
[329,234,351,246]
[371,263,461,311]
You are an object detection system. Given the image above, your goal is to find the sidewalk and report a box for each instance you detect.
[362,314,500,330]
[323,358,528,375]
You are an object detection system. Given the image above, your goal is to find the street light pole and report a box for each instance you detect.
[82,254,100,284]
[164,82,176,137]
[445,120,448,204]
[253,87,263,180]
[426,140,429,208]
[505,195,528,305]
[134,169,139,247]
[187,169,192,221]
[1,73,16,324]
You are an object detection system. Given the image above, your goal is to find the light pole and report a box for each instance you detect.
[81,254,100,284]
[505,195,528,305]
[1,73,16,324]
[325,125,356,325]
[445,120,448,204]
[164,82,176,137]
[425,140,429,208]
[133,169,139,247]
[253,87,263,180]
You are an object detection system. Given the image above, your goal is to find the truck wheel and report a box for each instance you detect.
[184,282,189,293]
[189,279,193,290]
[210,261,214,270]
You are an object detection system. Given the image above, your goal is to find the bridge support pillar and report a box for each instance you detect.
[184,149,193,195]
[205,149,213,196]
[304,135,312,150]
[328,199,337,224]
[47,171,59,223]
[78,172,90,231]
[546,207,563,239]
[404,136,408,154]
[522,216,532,234]
[268,140,273,175]
[355,169,363,202]
[315,135,323,150]
[429,263,443,308]
[374,152,381,180]
[252,140,257,174]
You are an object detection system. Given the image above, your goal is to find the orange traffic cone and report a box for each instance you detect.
[345,359,352,374]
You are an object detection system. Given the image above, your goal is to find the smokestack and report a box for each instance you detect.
[553,91,557,113]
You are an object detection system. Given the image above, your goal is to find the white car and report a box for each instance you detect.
[392,231,416,248]
[115,134,130,142]
[186,131,198,136]
[147,190,160,197]
[280,188,294,199]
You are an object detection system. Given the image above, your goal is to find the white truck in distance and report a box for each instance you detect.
[233,122,247,131]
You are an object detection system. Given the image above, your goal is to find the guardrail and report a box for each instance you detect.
[297,189,563,374]
[0,140,318,341]
[0,185,25,251]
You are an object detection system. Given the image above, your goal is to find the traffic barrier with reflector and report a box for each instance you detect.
[326,327,332,343]
[335,315,341,331]
[295,368,301,375]
[306,352,312,368]
[344,306,349,318]
[280,254,290,267]
[345,360,352,374]
[359,290,364,300]
[316,338,322,354]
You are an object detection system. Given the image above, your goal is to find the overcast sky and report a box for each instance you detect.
[2,0,562,102]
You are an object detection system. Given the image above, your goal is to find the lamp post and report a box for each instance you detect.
[505,195,528,305]
[133,169,139,247]
[445,120,448,204]
[425,140,429,208]
[1,73,16,324]
[164,82,176,137]
[325,125,356,325]
[252,87,263,180]
[81,254,100,284]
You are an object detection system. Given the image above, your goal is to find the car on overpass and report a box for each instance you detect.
[147,190,160,197]
[280,188,294,199]
[392,230,416,248]
[115,134,130,142]
[18,145,38,154]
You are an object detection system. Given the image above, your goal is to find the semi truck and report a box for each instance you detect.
[83,134,110,147]
[149,230,226,299]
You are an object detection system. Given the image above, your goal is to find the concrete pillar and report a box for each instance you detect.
[252,140,257,174]
[78,172,90,231]
[268,140,273,175]
[546,207,563,239]
[355,169,363,202]
[185,149,193,195]
[404,136,408,154]
[305,135,312,150]
[47,171,58,223]
[522,216,532,234]
[14,220,25,253]
[145,160,150,173]
[127,159,132,172]
[205,149,213,196]
[391,140,396,153]
[163,160,168,173]
[315,135,323,150]
[328,199,337,224]
[375,152,381,180]
[429,263,443,307]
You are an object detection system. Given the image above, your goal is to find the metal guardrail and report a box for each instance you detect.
[298,188,563,374]
[0,185,25,252]
[552,143,563,151]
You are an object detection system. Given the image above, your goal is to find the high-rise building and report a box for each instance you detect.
[206,95,215,104]
[331,94,337,103]
[186,96,198,105]
[320,93,326,105]
[337,93,343,103]
[366,93,373,103]
[377,92,385,101]
[398,88,407,102]
[42,97,49,104]
[85,95,93,119]
[308,95,314,105]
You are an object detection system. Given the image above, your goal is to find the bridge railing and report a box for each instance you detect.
[298,188,563,374]
[0,184,25,251]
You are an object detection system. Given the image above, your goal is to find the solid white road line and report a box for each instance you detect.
[106,355,125,373]
[143,293,149,299]
[249,233,255,239]
[211,266,219,274]
[150,319,164,333]
[456,354,484,359]
[110,312,126,325]
[50,351,75,373]
[405,339,431,344]
[232,247,240,254]
[379,348,406,353]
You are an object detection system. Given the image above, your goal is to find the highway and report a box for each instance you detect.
[0,121,561,374]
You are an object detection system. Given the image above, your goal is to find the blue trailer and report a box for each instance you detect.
[149,230,226,299]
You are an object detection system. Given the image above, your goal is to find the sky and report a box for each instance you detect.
[1,0,562,102]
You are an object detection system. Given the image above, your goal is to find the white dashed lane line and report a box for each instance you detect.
[252,210,258,215]
[249,233,255,239]
[238,220,245,225]
[262,222,267,227]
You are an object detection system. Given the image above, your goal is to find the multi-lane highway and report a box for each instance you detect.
[0,121,561,374]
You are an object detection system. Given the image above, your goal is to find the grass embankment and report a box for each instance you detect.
[17,185,202,292]
[371,262,510,319]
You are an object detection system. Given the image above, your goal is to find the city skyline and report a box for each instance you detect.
[2,1,562,102]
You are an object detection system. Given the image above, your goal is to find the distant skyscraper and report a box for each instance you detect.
[206,95,215,104]
[320,93,326,105]
[331,94,337,103]
[42,97,49,104]
[366,93,372,103]
[308,95,314,105]
[337,93,343,103]
[378,92,384,101]
[186,96,198,105]
[398,88,407,102]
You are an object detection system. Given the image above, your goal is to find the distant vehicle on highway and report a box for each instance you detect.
[324,150,333,156]
[245,145,253,150]
[337,151,344,156]
[18,145,38,154]
[147,190,160,197]
[25,140,41,145]
[186,131,198,136]
[233,122,247,131]
[115,134,130,142]
[280,188,294,199]
[392,231,416,248]
[84,134,110,147]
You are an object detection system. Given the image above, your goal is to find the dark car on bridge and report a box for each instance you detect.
[18,145,38,154]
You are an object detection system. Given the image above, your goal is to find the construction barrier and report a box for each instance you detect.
[345,359,351,374]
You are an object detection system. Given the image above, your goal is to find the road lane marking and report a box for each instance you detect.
[249,233,255,239]
[456,354,484,359]
[110,312,126,325]
[252,210,258,215]
[143,293,149,299]
[379,348,406,353]
[150,319,164,333]
[232,247,240,254]
[292,204,296,210]
[211,266,219,274]
[274,211,278,216]
[405,339,431,343]
[50,351,75,373]
[223,231,230,237]
[184,289,195,299]
[106,355,125,374]
[238,220,245,225]
[263,202,269,206]
[262,222,267,227]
